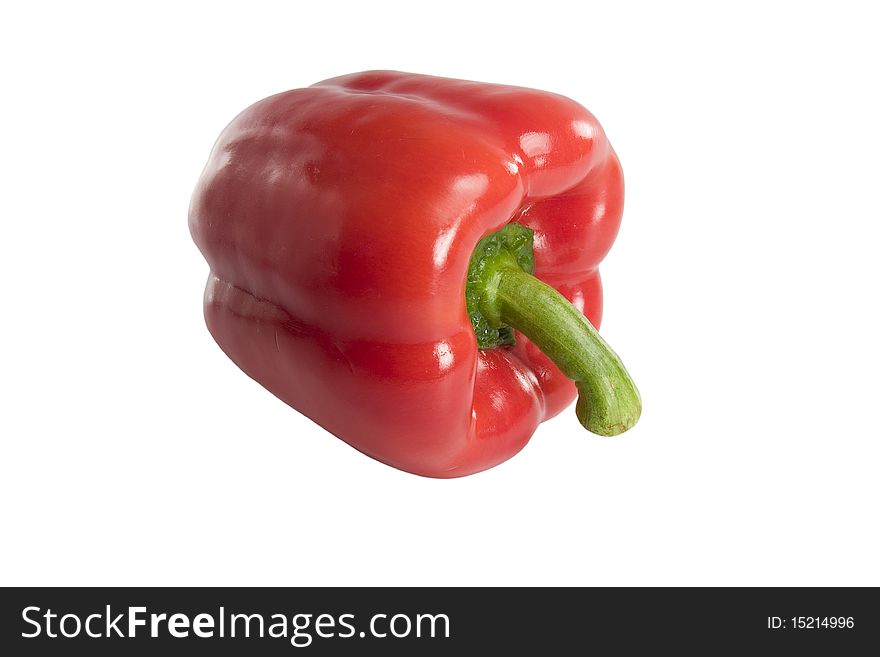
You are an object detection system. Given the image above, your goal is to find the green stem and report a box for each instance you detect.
[495,258,640,435]
[467,223,641,436]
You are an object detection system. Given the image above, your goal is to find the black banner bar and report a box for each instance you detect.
[1,587,876,654]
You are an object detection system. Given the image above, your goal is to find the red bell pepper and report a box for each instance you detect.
[190,71,640,477]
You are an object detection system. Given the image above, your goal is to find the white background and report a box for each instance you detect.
[2,1,878,586]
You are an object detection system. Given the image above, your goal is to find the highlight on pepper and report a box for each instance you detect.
[189,71,641,477]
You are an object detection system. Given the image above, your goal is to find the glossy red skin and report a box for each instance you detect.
[189,71,623,477]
